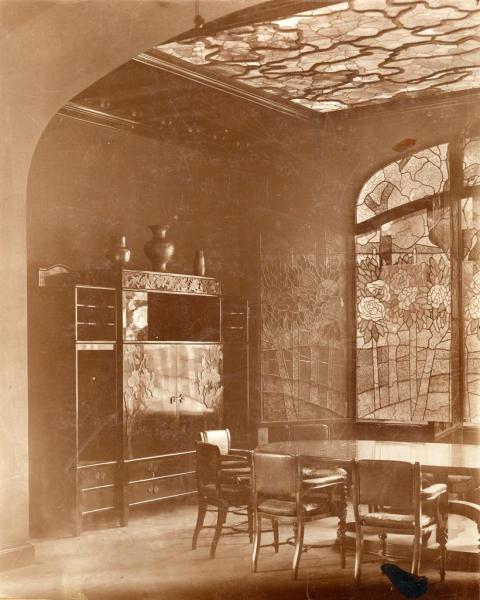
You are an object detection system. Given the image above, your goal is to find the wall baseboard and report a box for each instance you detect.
[0,543,35,572]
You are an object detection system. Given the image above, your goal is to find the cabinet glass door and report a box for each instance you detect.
[123,344,177,458]
[176,344,223,451]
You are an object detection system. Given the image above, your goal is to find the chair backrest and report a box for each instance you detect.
[265,424,290,443]
[200,429,231,456]
[195,442,221,491]
[352,459,421,513]
[289,423,329,441]
[253,452,299,499]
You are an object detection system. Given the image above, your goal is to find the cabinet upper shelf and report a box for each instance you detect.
[39,265,221,297]
[121,270,221,296]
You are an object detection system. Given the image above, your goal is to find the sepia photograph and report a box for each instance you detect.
[0,1,479,598]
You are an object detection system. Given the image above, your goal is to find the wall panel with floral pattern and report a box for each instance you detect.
[261,231,349,422]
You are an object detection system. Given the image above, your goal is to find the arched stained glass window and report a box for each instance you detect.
[356,136,480,424]
[356,144,450,224]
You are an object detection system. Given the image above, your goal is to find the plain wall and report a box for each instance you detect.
[28,114,251,295]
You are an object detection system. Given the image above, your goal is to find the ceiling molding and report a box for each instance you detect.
[348,89,480,123]
[58,102,147,134]
[133,50,313,121]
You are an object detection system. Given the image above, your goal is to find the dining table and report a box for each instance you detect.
[257,439,479,476]
[258,438,479,570]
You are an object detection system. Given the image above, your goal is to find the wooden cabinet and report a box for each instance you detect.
[29,280,120,537]
[30,267,224,537]
[222,297,250,441]
[122,342,222,510]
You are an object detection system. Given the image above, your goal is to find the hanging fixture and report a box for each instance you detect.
[190,0,207,62]
[194,0,205,33]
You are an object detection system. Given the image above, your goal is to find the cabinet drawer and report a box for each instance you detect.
[76,287,116,341]
[127,453,195,482]
[79,463,117,489]
[81,485,116,513]
[128,473,196,505]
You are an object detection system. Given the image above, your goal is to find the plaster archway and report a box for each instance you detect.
[0,0,264,565]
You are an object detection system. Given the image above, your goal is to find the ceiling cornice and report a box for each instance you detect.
[58,102,146,133]
[133,50,313,121]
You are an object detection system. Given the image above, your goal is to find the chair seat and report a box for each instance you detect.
[258,498,327,517]
[221,459,248,469]
[201,483,250,504]
[220,466,251,485]
[302,467,347,487]
[362,511,434,530]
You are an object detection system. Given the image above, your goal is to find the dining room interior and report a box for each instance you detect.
[1,0,480,599]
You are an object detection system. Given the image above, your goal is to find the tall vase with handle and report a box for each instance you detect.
[144,225,175,272]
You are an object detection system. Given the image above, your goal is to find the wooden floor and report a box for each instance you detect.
[0,499,478,600]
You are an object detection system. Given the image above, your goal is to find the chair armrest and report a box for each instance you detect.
[230,449,252,460]
[421,483,447,501]
[222,454,248,463]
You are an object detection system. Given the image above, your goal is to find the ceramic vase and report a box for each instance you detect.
[144,225,175,272]
[106,235,131,270]
[193,250,205,276]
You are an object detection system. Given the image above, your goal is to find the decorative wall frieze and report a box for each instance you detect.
[122,269,221,296]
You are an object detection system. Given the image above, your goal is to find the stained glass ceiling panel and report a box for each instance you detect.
[157,0,480,113]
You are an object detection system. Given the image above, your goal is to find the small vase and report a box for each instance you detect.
[144,225,175,272]
[193,250,205,276]
[106,235,131,270]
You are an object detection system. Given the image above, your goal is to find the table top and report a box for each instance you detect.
[257,439,480,473]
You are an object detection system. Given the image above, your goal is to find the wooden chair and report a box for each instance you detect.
[200,428,250,470]
[192,442,253,558]
[251,451,347,579]
[288,423,341,484]
[351,459,448,585]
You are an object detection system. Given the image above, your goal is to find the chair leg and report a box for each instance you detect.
[292,520,304,580]
[252,513,262,573]
[192,496,207,550]
[379,533,387,557]
[210,505,227,559]
[439,524,448,582]
[273,519,279,553]
[412,529,422,575]
[354,523,363,587]
[337,480,347,568]
[247,506,254,543]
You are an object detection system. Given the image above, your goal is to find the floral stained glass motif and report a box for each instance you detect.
[356,208,451,422]
[261,254,347,422]
[462,196,480,423]
[357,144,449,224]
[157,1,480,114]
[463,137,480,188]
